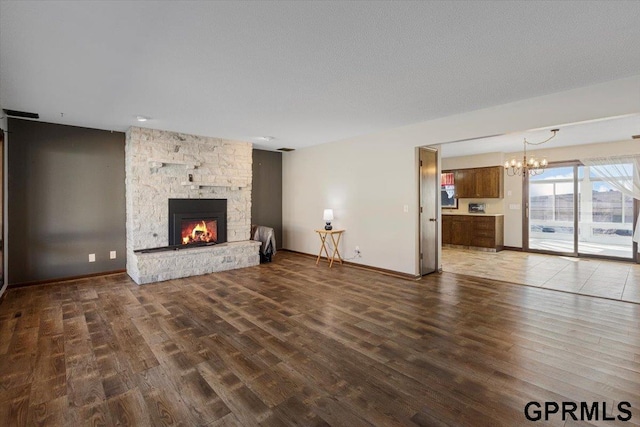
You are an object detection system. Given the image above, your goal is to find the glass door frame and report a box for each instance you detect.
[523,160,639,262]
[523,161,579,257]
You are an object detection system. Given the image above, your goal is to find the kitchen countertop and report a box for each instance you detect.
[441,212,504,216]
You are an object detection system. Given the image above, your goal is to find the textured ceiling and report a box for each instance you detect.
[1,1,639,150]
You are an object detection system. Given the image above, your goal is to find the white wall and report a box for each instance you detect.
[283,137,419,275]
[282,75,640,275]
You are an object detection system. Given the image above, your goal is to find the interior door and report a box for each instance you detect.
[0,130,4,288]
[420,148,438,275]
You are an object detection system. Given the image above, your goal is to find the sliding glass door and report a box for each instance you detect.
[526,162,635,260]
[577,164,634,259]
[527,165,577,255]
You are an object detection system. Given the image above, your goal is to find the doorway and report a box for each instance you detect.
[525,161,636,260]
[419,147,439,275]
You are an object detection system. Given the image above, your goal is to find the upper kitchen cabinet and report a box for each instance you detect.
[452,166,504,199]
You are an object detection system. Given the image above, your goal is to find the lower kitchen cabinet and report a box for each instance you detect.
[442,214,504,251]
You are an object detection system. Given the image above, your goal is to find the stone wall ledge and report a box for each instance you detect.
[132,240,261,285]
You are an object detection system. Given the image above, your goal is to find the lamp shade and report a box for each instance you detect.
[323,209,334,221]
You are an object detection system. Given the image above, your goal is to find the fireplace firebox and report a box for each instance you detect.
[168,199,227,246]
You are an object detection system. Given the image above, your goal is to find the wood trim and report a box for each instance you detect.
[503,246,523,252]
[280,249,421,280]
[7,269,127,289]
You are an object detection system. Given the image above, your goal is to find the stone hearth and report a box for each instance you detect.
[125,127,259,284]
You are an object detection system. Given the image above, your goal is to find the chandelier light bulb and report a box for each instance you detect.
[504,129,558,178]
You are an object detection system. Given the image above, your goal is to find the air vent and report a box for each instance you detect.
[632,135,640,139]
[277,147,295,152]
[3,109,40,119]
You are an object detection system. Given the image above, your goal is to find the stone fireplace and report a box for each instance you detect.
[125,127,260,284]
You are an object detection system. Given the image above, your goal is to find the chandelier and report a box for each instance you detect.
[504,129,559,177]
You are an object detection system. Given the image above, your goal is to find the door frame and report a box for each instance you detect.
[523,161,578,257]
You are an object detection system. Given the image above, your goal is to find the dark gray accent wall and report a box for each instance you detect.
[8,119,125,284]
[251,150,282,249]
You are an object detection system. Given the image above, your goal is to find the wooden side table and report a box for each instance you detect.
[315,229,345,268]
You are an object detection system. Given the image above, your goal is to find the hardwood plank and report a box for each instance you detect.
[65,401,113,427]
[26,395,67,427]
[0,395,30,427]
[143,388,193,427]
[107,388,151,427]
[28,375,66,406]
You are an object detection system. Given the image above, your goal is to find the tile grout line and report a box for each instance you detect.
[619,267,630,301]
[575,260,598,293]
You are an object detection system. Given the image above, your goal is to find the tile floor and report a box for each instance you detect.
[442,247,640,303]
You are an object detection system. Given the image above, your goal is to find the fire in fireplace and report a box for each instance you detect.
[168,199,227,246]
[181,220,217,245]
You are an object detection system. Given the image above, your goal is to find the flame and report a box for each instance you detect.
[181,220,216,245]
[191,221,208,239]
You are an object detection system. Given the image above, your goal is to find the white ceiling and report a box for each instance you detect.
[1,1,639,151]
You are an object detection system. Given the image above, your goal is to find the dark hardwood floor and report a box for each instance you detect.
[0,252,639,426]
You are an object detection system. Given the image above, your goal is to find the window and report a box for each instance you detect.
[441,172,457,208]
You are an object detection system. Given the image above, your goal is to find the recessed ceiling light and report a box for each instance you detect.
[255,136,275,142]
[136,115,150,122]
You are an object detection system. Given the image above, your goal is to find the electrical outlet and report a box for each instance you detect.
[89,253,96,262]
[110,250,117,259]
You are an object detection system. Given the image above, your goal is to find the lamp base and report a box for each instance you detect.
[324,222,332,231]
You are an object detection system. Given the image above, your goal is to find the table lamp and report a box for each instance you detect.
[323,209,334,230]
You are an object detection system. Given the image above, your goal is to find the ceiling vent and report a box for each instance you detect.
[3,109,40,119]
[277,147,295,152]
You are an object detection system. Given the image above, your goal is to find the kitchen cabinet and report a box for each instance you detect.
[442,215,504,251]
[474,167,503,198]
[451,166,503,199]
[453,169,473,199]
[450,216,471,246]
[441,215,452,244]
